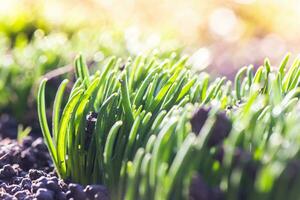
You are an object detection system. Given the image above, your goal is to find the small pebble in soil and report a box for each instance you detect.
[15,189,31,199]
[84,185,109,200]
[68,183,88,200]
[35,188,55,200]
[21,178,32,190]
[0,164,17,179]
[29,169,46,181]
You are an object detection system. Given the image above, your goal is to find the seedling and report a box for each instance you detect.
[38,53,300,199]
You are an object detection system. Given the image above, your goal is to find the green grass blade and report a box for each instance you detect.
[52,79,69,143]
[37,79,58,169]
[57,89,84,177]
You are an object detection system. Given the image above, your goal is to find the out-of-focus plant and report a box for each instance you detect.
[17,124,32,143]
[0,31,72,122]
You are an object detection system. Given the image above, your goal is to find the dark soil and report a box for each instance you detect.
[189,174,224,200]
[190,107,232,147]
[0,114,18,139]
[0,135,109,200]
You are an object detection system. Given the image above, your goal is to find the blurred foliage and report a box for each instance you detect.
[0,28,180,124]
[1,0,300,124]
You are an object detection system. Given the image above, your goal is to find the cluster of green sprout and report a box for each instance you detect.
[38,53,300,199]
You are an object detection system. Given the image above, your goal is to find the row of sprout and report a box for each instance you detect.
[38,53,300,199]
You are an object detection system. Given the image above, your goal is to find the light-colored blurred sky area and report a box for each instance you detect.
[1,0,300,76]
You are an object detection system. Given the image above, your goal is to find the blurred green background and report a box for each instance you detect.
[0,0,300,132]
[2,0,300,73]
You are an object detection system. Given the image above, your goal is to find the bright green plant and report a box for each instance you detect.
[37,54,209,199]
[38,53,300,200]
[219,53,300,200]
